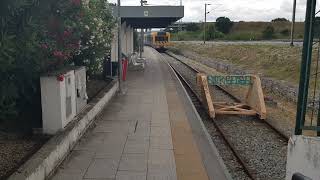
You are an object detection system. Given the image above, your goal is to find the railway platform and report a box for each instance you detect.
[51,47,230,180]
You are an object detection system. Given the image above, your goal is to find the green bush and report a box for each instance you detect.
[172,31,203,41]
[0,0,115,128]
[280,29,290,36]
[185,23,200,32]
[203,24,225,40]
[262,26,275,39]
[224,32,260,41]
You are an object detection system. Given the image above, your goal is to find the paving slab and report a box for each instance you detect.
[116,171,146,180]
[118,153,148,172]
[84,158,118,179]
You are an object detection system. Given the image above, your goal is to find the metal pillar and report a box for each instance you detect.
[140,29,144,58]
[204,3,210,44]
[117,0,122,92]
[204,4,207,44]
[139,0,145,58]
[290,0,297,47]
[178,0,182,40]
[295,0,317,135]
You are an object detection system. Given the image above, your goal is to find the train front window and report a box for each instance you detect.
[155,36,168,42]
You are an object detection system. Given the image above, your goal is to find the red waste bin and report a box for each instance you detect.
[122,58,128,81]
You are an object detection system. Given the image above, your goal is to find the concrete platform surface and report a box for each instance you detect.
[50,47,218,180]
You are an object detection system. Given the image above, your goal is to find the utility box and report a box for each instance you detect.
[75,67,88,113]
[40,69,77,134]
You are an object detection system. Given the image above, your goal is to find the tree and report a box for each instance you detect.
[271,18,289,22]
[262,26,275,39]
[215,17,233,34]
[185,23,200,32]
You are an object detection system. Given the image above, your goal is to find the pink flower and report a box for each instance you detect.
[63,30,72,38]
[40,44,48,49]
[53,50,64,59]
[71,0,81,6]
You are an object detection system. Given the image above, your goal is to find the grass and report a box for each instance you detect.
[171,31,203,41]
[172,42,320,88]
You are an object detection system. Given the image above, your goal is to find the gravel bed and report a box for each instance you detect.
[163,53,288,180]
[0,133,47,179]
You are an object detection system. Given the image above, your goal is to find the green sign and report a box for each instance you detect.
[207,75,252,86]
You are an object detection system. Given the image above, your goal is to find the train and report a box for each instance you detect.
[144,31,171,52]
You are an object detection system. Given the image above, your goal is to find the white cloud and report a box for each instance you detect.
[109,0,318,22]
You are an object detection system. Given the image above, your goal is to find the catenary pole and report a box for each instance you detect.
[204,3,210,44]
[140,0,144,58]
[117,0,122,92]
[290,0,297,46]
[204,4,207,44]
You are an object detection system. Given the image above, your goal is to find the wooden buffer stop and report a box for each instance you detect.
[196,73,267,120]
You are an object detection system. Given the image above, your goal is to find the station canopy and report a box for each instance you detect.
[111,6,184,28]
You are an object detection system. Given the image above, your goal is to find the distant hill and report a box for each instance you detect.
[171,21,305,41]
[230,21,304,39]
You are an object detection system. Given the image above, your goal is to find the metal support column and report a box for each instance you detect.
[204,4,207,44]
[117,0,122,92]
[203,3,210,44]
[290,0,297,47]
[295,0,317,135]
[139,0,145,58]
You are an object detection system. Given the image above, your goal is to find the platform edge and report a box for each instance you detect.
[163,58,233,180]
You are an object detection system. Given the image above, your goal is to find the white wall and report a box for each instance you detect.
[111,22,134,62]
[286,135,320,180]
[126,26,134,54]
[111,29,118,63]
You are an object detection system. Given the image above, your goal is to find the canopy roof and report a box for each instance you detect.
[111,6,184,28]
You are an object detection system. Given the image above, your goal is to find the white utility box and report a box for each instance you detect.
[40,69,77,134]
[75,67,88,113]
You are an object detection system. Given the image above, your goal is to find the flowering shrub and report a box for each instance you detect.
[0,0,115,127]
[75,0,115,76]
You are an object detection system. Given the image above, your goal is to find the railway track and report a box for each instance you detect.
[162,52,288,180]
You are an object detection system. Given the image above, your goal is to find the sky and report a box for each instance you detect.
[109,0,319,22]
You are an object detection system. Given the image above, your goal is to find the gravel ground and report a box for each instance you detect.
[0,133,47,179]
[163,53,288,180]
[87,78,112,102]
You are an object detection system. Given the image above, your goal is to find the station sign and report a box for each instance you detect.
[207,75,252,86]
